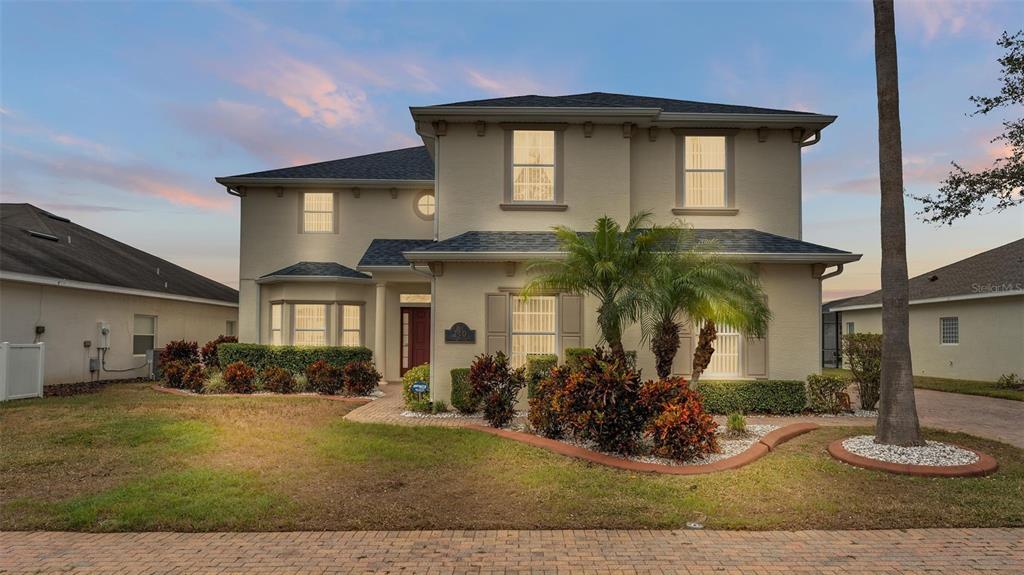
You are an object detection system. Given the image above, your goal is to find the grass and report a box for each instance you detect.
[823,368,1023,401]
[2,382,1022,531]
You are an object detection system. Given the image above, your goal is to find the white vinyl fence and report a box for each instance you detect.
[0,342,45,401]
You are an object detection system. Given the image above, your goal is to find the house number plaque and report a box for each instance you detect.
[444,322,476,343]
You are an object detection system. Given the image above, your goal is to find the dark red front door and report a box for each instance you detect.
[401,307,430,375]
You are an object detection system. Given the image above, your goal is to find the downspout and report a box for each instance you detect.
[409,263,437,401]
[817,263,844,373]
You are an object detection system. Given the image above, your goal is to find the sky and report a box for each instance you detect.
[2,0,1022,301]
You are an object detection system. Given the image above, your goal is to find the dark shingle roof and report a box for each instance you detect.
[261,261,370,280]
[435,91,819,116]
[358,239,437,267]
[833,239,1024,309]
[224,146,434,181]
[0,203,238,303]
[405,229,853,257]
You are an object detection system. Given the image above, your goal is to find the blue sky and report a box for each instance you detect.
[2,0,1022,300]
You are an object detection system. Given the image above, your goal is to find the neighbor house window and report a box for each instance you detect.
[270,303,283,345]
[683,136,727,208]
[846,322,855,335]
[293,304,327,345]
[133,315,156,356]
[940,317,959,344]
[415,192,436,219]
[512,130,556,202]
[510,296,557,369]
[340,304,362,346]
[302,192,334,233]
[225,320,236,337]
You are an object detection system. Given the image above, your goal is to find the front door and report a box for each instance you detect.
[400,307,430,375]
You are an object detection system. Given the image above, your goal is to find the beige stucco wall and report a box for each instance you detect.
[839,295,1024,381]
[237,187,433,342]
[630,129,803,237]
[430,261,822,402]
[0,280,238,385]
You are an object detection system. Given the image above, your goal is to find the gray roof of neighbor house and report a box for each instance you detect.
[434,92,820,116]
[260,261,370,281]
[218,146,434,182]
[358,239,437,268]
[822,296,862,313]
[832,238,1024,310]
[0,203,238,304]
[399,230,858,263]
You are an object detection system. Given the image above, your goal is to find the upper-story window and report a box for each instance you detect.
[302,192,334,233]
[512,130,556,202]
[414,191,436,219]
[683,136,727,208]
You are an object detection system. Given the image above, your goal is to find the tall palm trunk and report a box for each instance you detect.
[873,0,923,446]
[690,320,717,385]
[598,304,627,361]
[651,317,680,379]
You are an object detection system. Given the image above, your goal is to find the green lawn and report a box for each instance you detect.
[823,368,1023,401]
[2,383,1022,532]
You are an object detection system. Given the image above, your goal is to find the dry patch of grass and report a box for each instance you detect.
[2,383,1022,531]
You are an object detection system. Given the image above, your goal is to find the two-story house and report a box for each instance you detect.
[216,92,861,402]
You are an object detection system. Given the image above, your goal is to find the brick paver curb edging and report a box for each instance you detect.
[150,384,373,404]
[466,422,818,474]
[827,437,999,477]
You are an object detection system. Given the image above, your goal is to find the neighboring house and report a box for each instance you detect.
[821,296,859,368]
[217,92,861,402]
[0,204,239,385]
[832,239,1024,381]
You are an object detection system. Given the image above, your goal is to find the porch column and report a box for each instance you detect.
[374,282,387,369]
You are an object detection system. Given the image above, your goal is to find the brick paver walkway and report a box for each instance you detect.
[2,528,1020,574]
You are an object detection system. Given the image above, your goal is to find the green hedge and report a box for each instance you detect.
[450,368,479,414]
[694,379,806,414]
[217,343,372,373]
[402,364,431,408]
[525,354,558,398]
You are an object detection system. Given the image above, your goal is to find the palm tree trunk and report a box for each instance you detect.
[873,0,923,446]
[651,318,680,379]
[690,320,717,385]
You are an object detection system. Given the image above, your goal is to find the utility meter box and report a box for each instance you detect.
[97,322,111,349]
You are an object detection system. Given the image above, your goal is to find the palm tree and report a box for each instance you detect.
[523,212,673,359]
[631,234,771,380]
[873,0,923,446]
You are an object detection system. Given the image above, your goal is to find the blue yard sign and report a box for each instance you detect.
[410,381,428,394]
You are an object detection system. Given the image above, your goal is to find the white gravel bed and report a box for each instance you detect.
[400,410,526,420]
[555,424,779,466]
[842,435,979,466]
[817,409,877,418]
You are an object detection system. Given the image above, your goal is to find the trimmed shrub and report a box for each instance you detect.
[305,359,344,395]
[806,373,850,414]
[528,364,572,438]
[402,364,431,407]
[217,343,372,373]
[343,361,381,396]
[694,380,806,414]
[180,364,207,393]
[260,367,295,394]
[843,333,882,410]
[727,412,746,435]
[200,335,237,369]
[554,349,647,454]
[161,359,188,389]
[163,340,199,365]
[638,377,689,413]
[222,361,257,394]
[525,354,558,398]
[450,368,480,414]
[647,389,719,462]
[469,352,526,428]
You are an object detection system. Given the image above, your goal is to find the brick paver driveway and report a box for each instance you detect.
[2,528,1021,574]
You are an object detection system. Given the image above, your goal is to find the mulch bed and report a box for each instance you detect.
[44,378,150,397]
[150,384,373,404]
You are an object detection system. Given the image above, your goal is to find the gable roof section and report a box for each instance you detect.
[259,261,370,281]
[358,239,437,268]
[0,203,238,305]
[435,92,819,116]
[218,146,434,183]
[832,239,1024,310]
[402,229,858,263]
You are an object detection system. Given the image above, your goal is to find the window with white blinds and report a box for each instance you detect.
[270,303,283,345]
[512,130,556,202]
[293,304,327,346]
[302,193,334,233]
[340,304,362,346]
[510,296,557,368]
[683,136,727,208]
[704,323,741,376]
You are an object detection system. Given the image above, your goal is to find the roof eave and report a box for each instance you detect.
[216,177,434,190]
[403,251,861,264]
[832,288,1024,312]
[256,275,373,285]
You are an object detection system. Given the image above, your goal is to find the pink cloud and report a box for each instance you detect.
[464,68,547,96]
[898,0,997,43]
